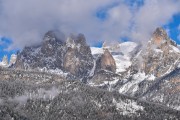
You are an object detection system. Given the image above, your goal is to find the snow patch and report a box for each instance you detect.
[147,74,156,81]
[119,42,138,56]
[119,72,147,94]
[90,47,103,55]
[113,55,131,73]
[113,98,144,115]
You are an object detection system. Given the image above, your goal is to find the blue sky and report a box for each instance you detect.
[165,14,180,44]
[0,0,180,61]
[0,37,17,61]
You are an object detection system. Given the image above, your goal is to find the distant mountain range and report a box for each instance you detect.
[0,27,180,119]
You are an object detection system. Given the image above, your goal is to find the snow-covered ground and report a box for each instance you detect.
[90,47,104,55]
[119,72,156,95]
[112,98,144,115]
[91,42,138,73]
[119,72,146,94]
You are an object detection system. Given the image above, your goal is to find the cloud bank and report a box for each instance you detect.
[0,0,180,50]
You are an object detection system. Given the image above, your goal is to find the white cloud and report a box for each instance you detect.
[130,0,180,44]
[98,4,132,42]
[0,0,180,49]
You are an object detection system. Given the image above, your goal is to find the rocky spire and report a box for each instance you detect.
[14,31,94,78]
[151,27,169,45]
[132,27,180,77]
[63,33,94,77]
[41,30,66,56]
[43,30,65,43]
[153,27,168,38]
[96,49,116,73]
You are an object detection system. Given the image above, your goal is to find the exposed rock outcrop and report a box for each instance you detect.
[101,49,116,72]
[63,34,94,77]
[131,27,180,77]
[152,27,169,45]
[96,49,116,73]
[15,31,93,78]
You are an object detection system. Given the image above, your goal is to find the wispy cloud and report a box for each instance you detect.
[0,0,180,50]
[130,0,180,44]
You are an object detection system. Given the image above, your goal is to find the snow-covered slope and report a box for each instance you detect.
[1,27,179,114]
[90,28,180,112]
[0,70,179,120]
[113,42,139,73]
[90,47,104,55]
[91,41,139,73]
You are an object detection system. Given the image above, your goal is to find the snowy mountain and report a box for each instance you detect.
[89,28,180,111]
[0,27,180,119]
[117,28,180,99]
[14,31,94,78]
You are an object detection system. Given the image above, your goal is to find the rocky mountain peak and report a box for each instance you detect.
[152,27,169,45]
[151,27,176,47]
[153,27,167,38]
[76,33,87,45]
[101,49,116,72]
[131,27,180,77]
[15,31,94,78]
[41,30,66,57]
[63,33,94,77]
[66,33,87,49]
[43,30,65,43]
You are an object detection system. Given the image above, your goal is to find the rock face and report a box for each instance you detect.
[131,27,180,77]
[90,41,140,87]
[104,28,180,111]
[152,27,169,45]
[15,30,66,70]
[1,27,180,119]
[90,27,180,111]
[63,34,94,77]
[15,31,93,78]
[98,49,116,73]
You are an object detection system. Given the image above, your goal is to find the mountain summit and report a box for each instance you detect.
[131,27,180,77]
[1,27,180,119]
[14,31,93,78]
